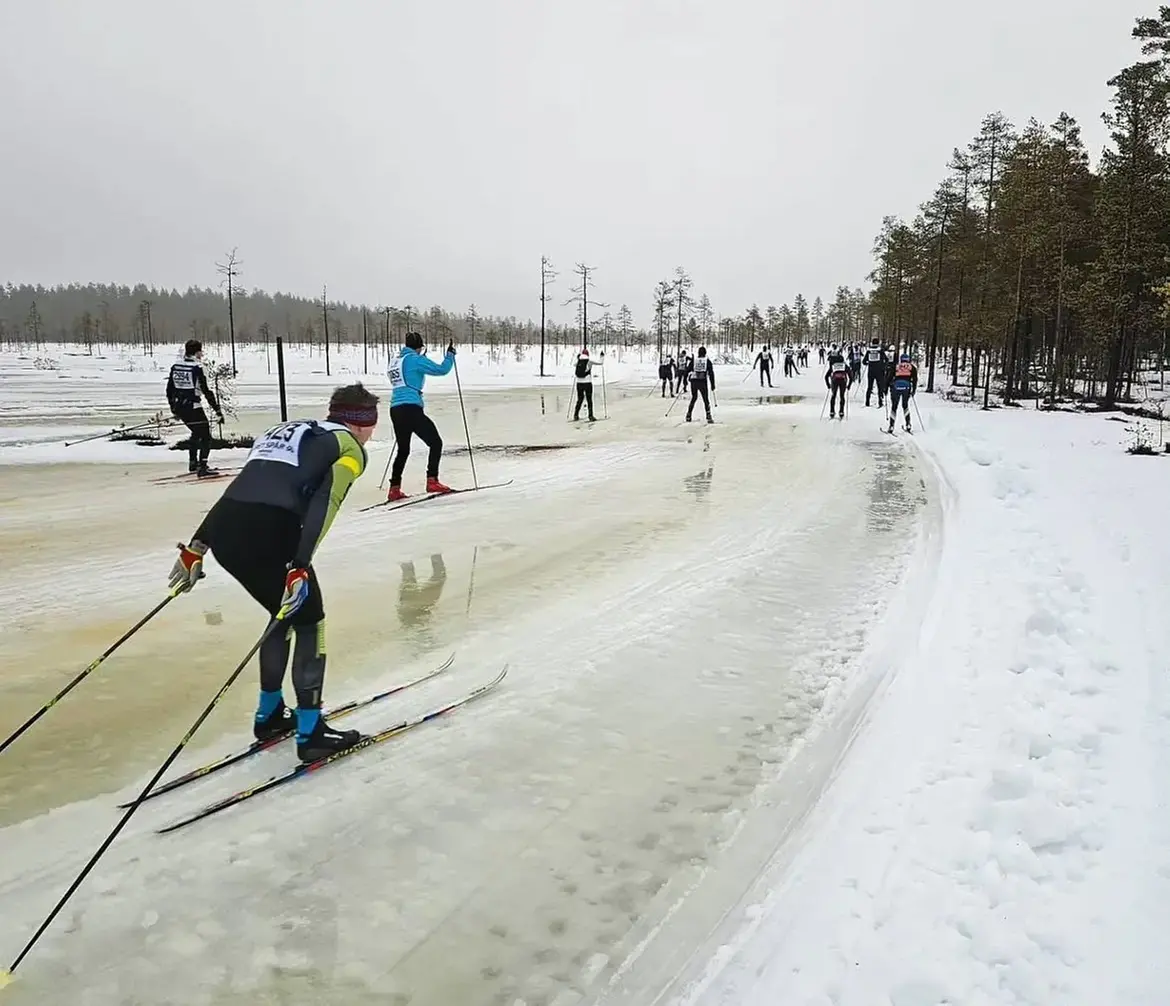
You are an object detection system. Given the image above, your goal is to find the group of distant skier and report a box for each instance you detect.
[821,338,918,430]
[657,349,717,423]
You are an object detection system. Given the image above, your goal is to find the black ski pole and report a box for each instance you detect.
[0,593,178,757]
[820,389,830,420]
[378,443,397,489]
[912,394,926,430]
[453,355,477,488]
[1,617,282,985]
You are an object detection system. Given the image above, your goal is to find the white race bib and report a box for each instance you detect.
[831,361,846,373]
[247,420,313,467]
[387,358,406,390]
[170,363,197,390]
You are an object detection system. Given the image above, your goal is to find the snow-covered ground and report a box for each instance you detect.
[0,345,1166,1005]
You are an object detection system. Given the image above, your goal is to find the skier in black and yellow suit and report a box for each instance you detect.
[168,383,379,763]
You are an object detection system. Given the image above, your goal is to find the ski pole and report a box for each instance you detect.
[0,593,179,757]
[665,385,684,418]
[453,355,477,488]
[64,416,169,447]
[378,444,397,489]
[912,394,926,431]
[1,617,283,985]
[820,389,830,420]
[601,362,609,420]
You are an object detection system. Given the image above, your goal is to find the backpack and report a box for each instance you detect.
[575,357,590,379]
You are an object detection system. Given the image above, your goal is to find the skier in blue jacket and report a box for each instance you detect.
[386,332,456,501]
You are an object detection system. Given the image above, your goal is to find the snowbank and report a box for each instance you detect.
[678,400,1170,1006]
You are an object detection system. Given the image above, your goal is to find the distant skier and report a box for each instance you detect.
[887,353,919,433]
[849,344,863,383]
[754,346,775,387]
[168,383,379,762]
[385,332,456,502]
[825,344,852,420]
[783,345,798,378]
[798,345,809,368]
[573,348,605,421]
[685,346,716,424]
[166,338,224,477]
[658,354,677,397]
[864,338,889,407]
[676,351,692,392]
[818,344,826,365]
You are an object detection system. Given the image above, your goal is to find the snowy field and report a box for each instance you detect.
[0,343,1167,1005]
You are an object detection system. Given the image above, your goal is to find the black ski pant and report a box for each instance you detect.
[201,499,328,710]
[660,377,674,396]
[390,404,442,484]
[574,382,595,420]
[760,365,772,387]
[889,389,912,427]
[828,380,848,416]
[866,367,886,407]
[784,359,797,378]
[686,379,712,420]
[176,404,212,469]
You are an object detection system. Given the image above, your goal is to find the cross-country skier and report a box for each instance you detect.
[676,350,692,391]
[849,344,863,383]
[818,344,826,365]
[573,348,604,421]
[167,383,379,762]
[783,345,798,378]
[754,345,775,387]
[825,344,852,420]
[864,338,889,407]
[658,354,677,397]
[798,345,809,368]
[385,332,456,502]
[685,346,715,423]
[166,339,224,477]
[887,353,919,433]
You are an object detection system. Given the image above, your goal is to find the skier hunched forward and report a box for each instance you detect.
[573,348,601,421]
[783,345,798,378]
[168,384,380,762]
[825,345,852,419]
[686,346,715,423]
[166,339,224,477]
[887,354,919,433]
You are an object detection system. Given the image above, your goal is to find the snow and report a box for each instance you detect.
[1,345,1167,1006]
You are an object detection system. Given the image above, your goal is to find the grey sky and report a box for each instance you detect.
[0,0,1142,327]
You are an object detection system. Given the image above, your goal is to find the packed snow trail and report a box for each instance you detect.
[0,370,933,1005]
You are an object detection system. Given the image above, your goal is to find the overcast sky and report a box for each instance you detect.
[0,0,1144,327]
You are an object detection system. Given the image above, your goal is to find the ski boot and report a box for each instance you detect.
[196,464,220,479]
[386,484,409,503]
[296,714,363,763]
[426,477,455,495]
[254,700,295,742]
[706,415,714,424]
[905,421,913,433]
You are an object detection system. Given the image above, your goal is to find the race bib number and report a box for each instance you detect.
[895,362,912,378]
[387,358,406,389]
[171,365,196,390]
[831,361,846,373]
[247,421,312,467]
[868,350,882,362]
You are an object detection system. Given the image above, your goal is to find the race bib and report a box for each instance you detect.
[896,362,912,378]
[831,361,846,372]
[387,358,406,389]
[170,365,196,390]
[868,350,882,362]
[247,420,313,467]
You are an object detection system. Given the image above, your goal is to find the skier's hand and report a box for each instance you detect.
[169,540,208,595]
[278,567,311,620]
[446,343,456,356]
[215,412,225,424]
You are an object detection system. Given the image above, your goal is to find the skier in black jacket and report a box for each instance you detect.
[864,338,889,407]
[167,339,224,476]
[685,347,715,423]
[824,345,852,420]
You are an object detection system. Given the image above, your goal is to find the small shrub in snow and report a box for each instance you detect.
[33,357,59,370]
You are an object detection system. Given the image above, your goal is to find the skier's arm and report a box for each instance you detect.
[293,431,366,567]
[166,373,179,414]
[415,351,455,377]
[708,363,716,388]
[196,366,223,417]
[911,365,919,394]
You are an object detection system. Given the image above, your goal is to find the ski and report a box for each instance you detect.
[151,467,241,485]
[157,665,508,834]
[359,479,514,514]
[125,654,456,807]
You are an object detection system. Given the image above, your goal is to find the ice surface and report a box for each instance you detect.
[0,345,931,1004]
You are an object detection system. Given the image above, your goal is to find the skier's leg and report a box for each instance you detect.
[573,384,585,420]
[389,405,413,487]
[700,382,712,420]
[584,383,595,419]
[686,381,698,419]
[866,370,876,406]
[178,408,200,470]
[414,411,444,479]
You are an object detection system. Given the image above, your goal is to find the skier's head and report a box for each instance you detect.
[184,338,203,361]
[697,346,707,358]
[900,353,911,363]
[870,337,878,346]
[404,331,424,352]
[580,348,589,357]
[327,382,379,444]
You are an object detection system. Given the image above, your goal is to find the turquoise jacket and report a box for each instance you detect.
[388,347,454,407]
